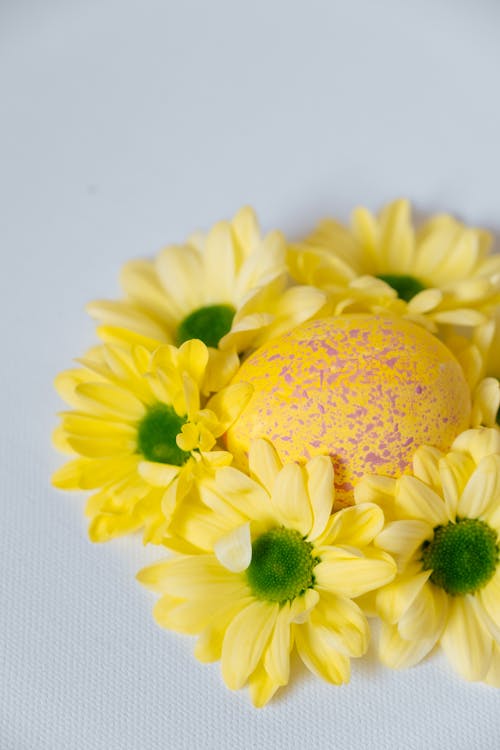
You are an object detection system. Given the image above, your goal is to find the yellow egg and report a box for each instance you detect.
[226,315,471,507]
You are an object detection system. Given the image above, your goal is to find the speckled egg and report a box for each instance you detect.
[226,315,471,507]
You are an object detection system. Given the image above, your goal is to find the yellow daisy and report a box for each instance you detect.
[138,439,396,706]
[52,339,252,544]
[288,198,500,332]
[87,206,327,356]
[355,427,500,684]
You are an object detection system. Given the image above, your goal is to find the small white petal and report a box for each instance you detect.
[214,523,252,573]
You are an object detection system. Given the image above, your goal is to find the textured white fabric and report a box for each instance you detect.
[1,1,500,748]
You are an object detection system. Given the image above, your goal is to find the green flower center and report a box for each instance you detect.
[176,304,236,348]
[246,527,318,604]
[422,518,499,596]
[137,403,191,465]
[376,273,426,303]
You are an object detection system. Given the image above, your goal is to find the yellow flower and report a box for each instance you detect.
[288,199,500,332]
[138,439,396,706]
[355,427,500,684]
[87,206,327,356]
[52,340,252,544]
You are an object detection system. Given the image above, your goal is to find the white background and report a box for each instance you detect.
[1,1,500,748]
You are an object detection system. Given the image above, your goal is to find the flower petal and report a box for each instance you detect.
[396,475,448,525]
[375,519,432,567]
[221,600,278,690]
[325,503,384,548]
[263,602,294,685]
[458,454,500,520]
[479,568,500,625]
[271,462,312,536]
[201,467,276,526]
[305,456,335,540]
[407,288,442,314]
[138,461,180,488]
[440,596,493,681]
[311,591,369,657]
[248,438,283,495]
[137,555,239,598]
[315,547,396,597]
[376,569,432,624]
[248,662,281,708]
[294,620,351,684]
[398,583,448,642]
[206,382,253,432]
[214,523,252,573]
[378,621,438,669]
[412,445,443,492]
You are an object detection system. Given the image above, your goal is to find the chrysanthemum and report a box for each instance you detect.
[288,199,500,332]
[87,206,327,356]
[138,439,396,706]
[355,427,500,684]
[52,340,252,543]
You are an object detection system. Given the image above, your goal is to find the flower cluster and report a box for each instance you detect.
[53,201,500,706]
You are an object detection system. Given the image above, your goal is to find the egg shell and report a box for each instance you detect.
[226,315,471,507]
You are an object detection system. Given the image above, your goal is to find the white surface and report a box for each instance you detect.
[1,1,500,748]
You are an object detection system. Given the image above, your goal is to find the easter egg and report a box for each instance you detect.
[226,315,471,507]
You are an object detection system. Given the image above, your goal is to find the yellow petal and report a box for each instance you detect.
[202,221,237,302]
[432,309,486,326]
[155,244,204,315]
[376,570,432,624]
[407,288,442,314]
[88,511,142,542]
[325,503,384,548]
[214,523,252,573]
[219,312,274,353]
[354,475,397,519]
[194,594,254,663]
[119,259,178,323]
[311,591,369,657]
[86,299,169,341]
[398,583,448,642]
[485,643,500,687]
[176,339,209,388]
[248,662,281,708]
[204,348,240,394]
[263,602,294,685]
[305,456,335,540]
[206,382,253,431]
[248,438,283,495]
[271,462,312,536]
[440,596,493,681]
[138,461,180,488]
[378,621,438,669]
[221,600,278,690]
[137,555,237,598]
[75,382,146,420]
[396,475,448,526]
[66,434,136,458]
[479,569,500,624]
[412,445,443,491]
[471,378,500,428]
[315,547,396,597]
[294,620,350,684]
[378,199,414,274]
[458,454,500,519]
[375,519,432,567]
[203,467,276,526]
[438,451,474,520]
